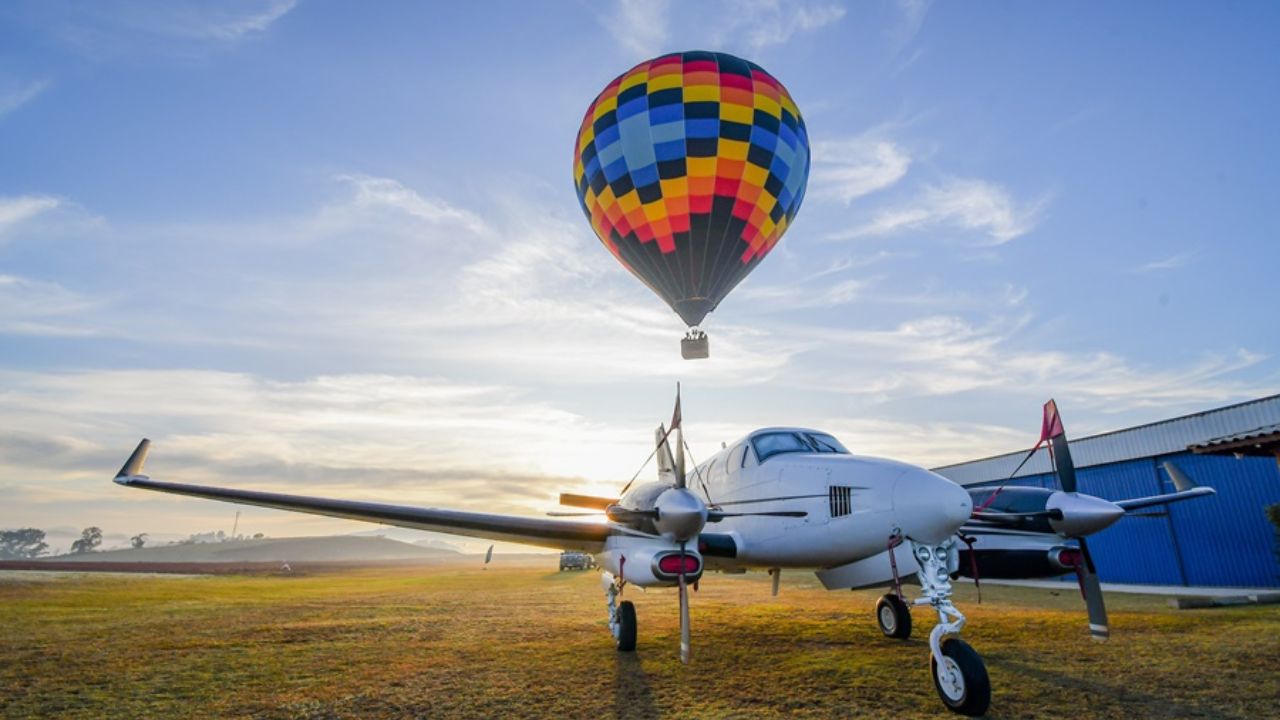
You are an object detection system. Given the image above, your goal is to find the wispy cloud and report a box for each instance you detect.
[720,0,847,50]
[787,314,1270,412]
[811,135,912,204]
[0,78,50,118]
[602,0,673,58]
[0,275,104,337]
[186,0,298,41]
[331,174,490,236]
[893,0,932,44]
[1133,250,1195,274]
[0,195,60,238]
[599,0,844,58]
[832,178,1050,244]
[0,369,658,530]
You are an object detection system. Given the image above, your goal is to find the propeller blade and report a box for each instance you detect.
[707,510,807,521]
[605,505,659,524]
[678,541,691,664]
[1077,537,1110,641]
[559,493,619,510]
[673,384,686,489]
[1043,400,1078,494]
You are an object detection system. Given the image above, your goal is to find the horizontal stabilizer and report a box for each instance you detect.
[558,493,619,510]
[1116,460,1216,511]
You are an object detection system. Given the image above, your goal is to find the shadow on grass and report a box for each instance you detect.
[613,652,659,719]
[985,654,1252,720]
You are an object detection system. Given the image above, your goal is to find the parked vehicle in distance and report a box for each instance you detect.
[559,551,592,572]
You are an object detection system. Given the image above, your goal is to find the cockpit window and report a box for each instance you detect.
[751,431,850,462]
[808,433,849,454]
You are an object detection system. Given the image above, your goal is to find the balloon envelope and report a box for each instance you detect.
[574,51,810,328]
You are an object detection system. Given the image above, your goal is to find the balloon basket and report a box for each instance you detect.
[681,330,709,360]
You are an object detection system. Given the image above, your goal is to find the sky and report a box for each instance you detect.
[2,0,1277,552]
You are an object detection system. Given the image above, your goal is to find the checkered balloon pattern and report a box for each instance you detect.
[574,51,810,328]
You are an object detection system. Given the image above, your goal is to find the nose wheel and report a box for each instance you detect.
[930,637,990,716]
[883,537,990,716]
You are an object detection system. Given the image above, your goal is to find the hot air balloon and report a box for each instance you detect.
[573,50,810,359]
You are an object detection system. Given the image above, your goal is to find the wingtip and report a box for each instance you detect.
[115,438,151,480]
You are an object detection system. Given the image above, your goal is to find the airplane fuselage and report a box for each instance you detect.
[610,427,972,573]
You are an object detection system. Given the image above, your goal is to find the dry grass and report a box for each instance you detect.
[1,559,1276,719]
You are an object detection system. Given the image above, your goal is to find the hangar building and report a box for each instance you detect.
[932,394,1280,588]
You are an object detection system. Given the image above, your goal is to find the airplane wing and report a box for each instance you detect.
[112,439,610,552]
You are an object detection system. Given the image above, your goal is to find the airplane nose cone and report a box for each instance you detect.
[653,488,709,543]
[894,469,972,545]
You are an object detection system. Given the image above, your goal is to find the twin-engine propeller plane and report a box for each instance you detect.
[109,393,1214,716]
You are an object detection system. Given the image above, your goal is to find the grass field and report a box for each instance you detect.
[1,559,1276,719]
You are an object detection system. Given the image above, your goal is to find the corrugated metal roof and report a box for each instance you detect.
[932,394,1280,486]
[1190,423,1280,451]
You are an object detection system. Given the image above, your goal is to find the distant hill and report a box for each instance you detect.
[41,535,460,564]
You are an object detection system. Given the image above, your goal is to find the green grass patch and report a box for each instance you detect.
[0,565,1275,719]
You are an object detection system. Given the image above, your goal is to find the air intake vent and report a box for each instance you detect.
[829,486,852,517]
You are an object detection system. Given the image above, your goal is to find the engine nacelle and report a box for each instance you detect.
[599,543,703,588]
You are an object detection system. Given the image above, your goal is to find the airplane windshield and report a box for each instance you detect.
[752,431,850,462]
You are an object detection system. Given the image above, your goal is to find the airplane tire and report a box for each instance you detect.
[930,638,991,717]
[615,600,637,652]
[876,593,912,639]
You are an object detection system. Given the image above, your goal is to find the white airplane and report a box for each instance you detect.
[110,394,1210,716]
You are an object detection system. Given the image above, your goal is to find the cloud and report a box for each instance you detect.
[185,0,298,41]
[721,0,847,50]
[786,314,1271,413]
[330,174,490,236]
[832,178,1049,244]
[893,0,932,45]
[811,136,912,204]
[0,275,104,336]
[602,0,673,58]
[0,78,50,118]
[1133,250,1195,273]
[0,195,60,238]
[598,1,844,58]
[0,369,671,538]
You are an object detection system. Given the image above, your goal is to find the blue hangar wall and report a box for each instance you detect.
[932,395,1280,588]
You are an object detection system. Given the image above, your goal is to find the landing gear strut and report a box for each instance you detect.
[604,572,636,652]
[910,537,990,717]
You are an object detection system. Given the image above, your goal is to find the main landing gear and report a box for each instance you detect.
[604,572,636,652]
[879,535,991,717]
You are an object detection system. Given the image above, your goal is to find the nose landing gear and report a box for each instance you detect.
[879,535,991,716]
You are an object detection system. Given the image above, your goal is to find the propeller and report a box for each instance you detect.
[552,383,806,664]
[678,540,691,664]
[1042,400,1110,641]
